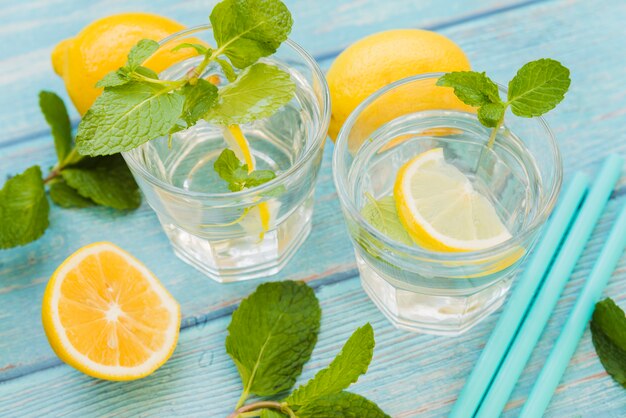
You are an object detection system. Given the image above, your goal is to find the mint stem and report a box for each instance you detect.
[486,116,505,149]
[235,389,250,410]
[227,400,294,418]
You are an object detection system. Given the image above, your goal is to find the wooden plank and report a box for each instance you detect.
[0,197,625,417]
[0,0,535,145]
[2,0,626,384]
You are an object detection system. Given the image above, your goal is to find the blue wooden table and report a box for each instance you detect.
[1,0,625,416]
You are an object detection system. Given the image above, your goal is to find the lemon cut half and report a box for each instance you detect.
[42,242,180,381]
[394,148,512,252]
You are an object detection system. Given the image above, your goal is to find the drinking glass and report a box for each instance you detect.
[332,73,562,335]
[123,25,330,282]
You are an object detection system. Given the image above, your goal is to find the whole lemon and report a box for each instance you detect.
[327,29,473,141]
[52,13,202,115]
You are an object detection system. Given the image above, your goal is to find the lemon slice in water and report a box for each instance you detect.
[394,148,511,252]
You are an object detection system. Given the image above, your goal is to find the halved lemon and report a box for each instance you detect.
[223,125,272,238]
[42,242,180,381]
[394,148,511,252]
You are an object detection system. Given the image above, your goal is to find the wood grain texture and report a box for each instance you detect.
[0,0,528,146]
[0,0,626,416]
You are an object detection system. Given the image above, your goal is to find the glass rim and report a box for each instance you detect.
[123,24,331,202]
[332,72,563,262]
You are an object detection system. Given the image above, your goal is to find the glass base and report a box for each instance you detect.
[161,197,314,283]
[356,254,512,336]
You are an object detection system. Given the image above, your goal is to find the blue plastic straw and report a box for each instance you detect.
[520,202,626,417]
[449,173,589,418]
[475,155,624,418]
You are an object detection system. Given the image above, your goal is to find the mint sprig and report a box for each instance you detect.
[214,149,277,192]
[437,58,570,147]
[0,92,140,249]
[76,0,295,158]
[225,281,389,418]
[590,298,626,388]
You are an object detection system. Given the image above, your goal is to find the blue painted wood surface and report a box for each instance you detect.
[0,0,625,416]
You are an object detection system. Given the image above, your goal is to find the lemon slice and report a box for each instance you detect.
[42,242,180,381]
[223,125,272,238]
[394,148,511,252]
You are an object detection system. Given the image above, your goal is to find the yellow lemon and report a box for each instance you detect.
[42,242,180,381]
[394,148,511,252]
[52,13,202,115]
[327,29,474,146]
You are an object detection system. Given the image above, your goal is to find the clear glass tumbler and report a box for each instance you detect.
[123,26,330,283]
[333,73,562,335]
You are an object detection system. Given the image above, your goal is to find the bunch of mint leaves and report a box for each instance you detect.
[590,298,626,388]
[0,92,140,249]
[437,58,571,147]
[225,281,389,418]
[75,0,296,157]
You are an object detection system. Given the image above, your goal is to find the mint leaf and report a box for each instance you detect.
[49,180,94,208]
[214,148,276,192]
[436,71,501,107]
[246,170,276,187]
[0,166,49,249]
[96,69,131,88]
[508,58,570,117]
[210,0,293,69]
[214,148,244,185]
[361,194,412,245]
[76,82,184,156]
[225,281,321,397]
[215,57,237,82]
[590,298,626,388]
[296,392,390,418]
[39,91,73,162]
[205,63,295,125]
[61,155,140,210]
[477,102,506,128]
[171,42,208,55]
[180,79,218,126]
[135,66,159,80]
[127,39,159,70]
[287,324,375,409]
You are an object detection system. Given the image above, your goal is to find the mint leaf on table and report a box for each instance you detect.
[76,82,184,156]
[361,193,412,245]
[180,79,218,126]
[49,180,94,208]
[507,58,571,117]
[296,392,390,418]
[205,63,295,125]
[0,166,49,249]
[225,281,321,398]
[590,298,626,388]
[127,39,159,70]
[39,91,73,162]
[259,410,287,418]
[61,155,141,210]
[210,0,293,69]
[436,71,501,107]
[214,149,276,192]
[287,323,375,409]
